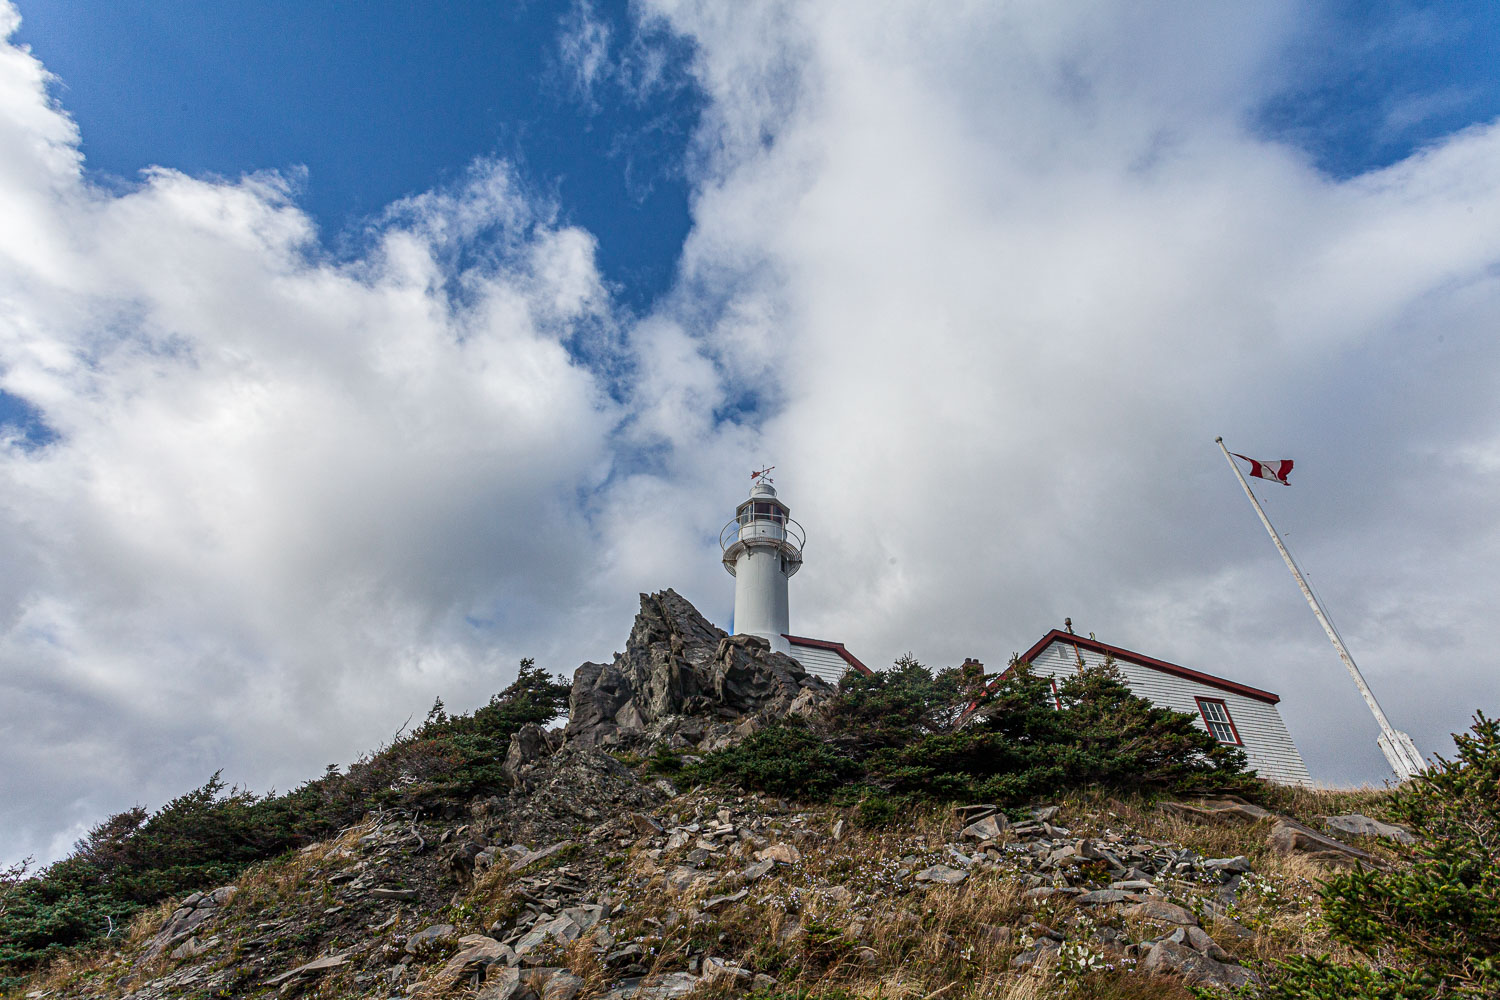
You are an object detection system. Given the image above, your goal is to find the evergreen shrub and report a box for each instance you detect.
[1261,713,1500,999]
[688,655,1252,808]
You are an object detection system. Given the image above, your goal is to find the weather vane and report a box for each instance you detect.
[751,466,775,484]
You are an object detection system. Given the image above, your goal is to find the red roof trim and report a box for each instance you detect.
[1017,630,1280,704]
[784,634,874,675]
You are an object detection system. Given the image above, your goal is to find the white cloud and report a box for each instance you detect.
[639,0,1500,784]
[6,0,1500,866]
[0,11,638,865]
[558,0,614,107]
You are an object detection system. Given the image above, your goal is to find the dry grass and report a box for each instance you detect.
[1258,782,1395,825]
[229,821,367,916]
[11,946,119,999]
[591,785,1414,1000]
[603,804,1215,1000]
[463,859,521,934]
[124,896,178,947]
[563,937,612,998]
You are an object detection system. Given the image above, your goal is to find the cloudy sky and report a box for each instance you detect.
[4,0,1500,866]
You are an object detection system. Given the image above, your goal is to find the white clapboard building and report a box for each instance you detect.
[784,635,873,684]
[984,630,1312,785]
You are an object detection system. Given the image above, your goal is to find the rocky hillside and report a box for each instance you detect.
[1,591,1447,1000]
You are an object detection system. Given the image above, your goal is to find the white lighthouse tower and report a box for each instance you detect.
[720,469,804,654]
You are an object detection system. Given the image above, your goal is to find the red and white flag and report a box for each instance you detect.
[1233,453,1293,485]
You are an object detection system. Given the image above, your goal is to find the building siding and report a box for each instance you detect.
[790,644,849,684]
[1029,640,1312,786]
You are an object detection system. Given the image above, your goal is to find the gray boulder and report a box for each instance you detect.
[1323,813,1417,844]
[1142,939,1251,989]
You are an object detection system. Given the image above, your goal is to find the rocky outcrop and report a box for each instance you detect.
[138,885,237,962]
[564,590,832,748]
[1163,795,1383,867]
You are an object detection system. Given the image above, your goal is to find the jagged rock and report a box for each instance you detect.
[564,590,832,748]
[543,971,587,1000]
[914,864,968,885]
[1125,899,1198,925]
[961,814,1007,841]
[505,724,558,787]
[264,952,350,986]
[1268,818,1379,866]
[1141,939,1251,989]
[406,923,458,954]
[1075,889,1135,905]
[139,884,238,960]
[1323,813,1417,844]
[605,972,702,999]
[478,968,529,1000]
[756,843,801,865]
[441,935,515,982]
[1202,855,1252,873]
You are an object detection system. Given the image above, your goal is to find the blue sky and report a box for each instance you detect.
[1256,2,1500,177]
[5,2,1500,865]
[14,0,701,307]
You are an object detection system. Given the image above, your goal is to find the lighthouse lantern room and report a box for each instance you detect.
[720,469,804,654]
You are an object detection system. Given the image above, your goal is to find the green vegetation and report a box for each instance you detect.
[688,655,1251,813]
[683,720,861,801]
[1261,712,1500,999]
[0,660,567,985]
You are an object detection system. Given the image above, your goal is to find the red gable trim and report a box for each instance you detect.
[1018,630,1280,704]
[784,635,874,675]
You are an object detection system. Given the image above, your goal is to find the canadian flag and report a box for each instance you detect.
[1233,453,1293,485]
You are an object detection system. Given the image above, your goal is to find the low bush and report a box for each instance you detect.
[1260,712,1500,999]
[682,721,861,801]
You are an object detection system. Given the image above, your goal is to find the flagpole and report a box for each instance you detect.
[1215,437,1425,780]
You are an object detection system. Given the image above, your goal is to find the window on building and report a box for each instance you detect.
[741,502,786,525]
[1195,697,1241,745]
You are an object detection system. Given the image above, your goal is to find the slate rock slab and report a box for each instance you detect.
[1125,899,1198,925]
[1323,813,1417,844]
[914,864,968,885]
[1142,940,1251,989]
[1268,819,1380,866]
